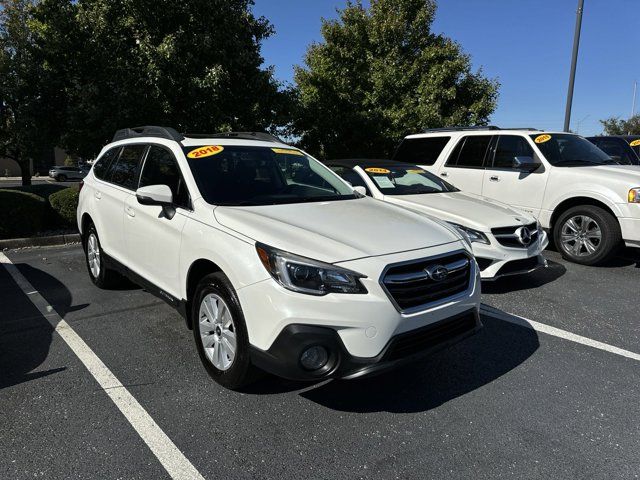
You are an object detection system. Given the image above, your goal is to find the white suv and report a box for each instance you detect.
[395,127,640,265]
[77,126,481,389]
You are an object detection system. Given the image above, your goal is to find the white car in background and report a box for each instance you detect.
[325,159,548,280]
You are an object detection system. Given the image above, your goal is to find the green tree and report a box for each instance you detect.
[42,0,293,158]
[293,0,499,159]
[600,115,640,136]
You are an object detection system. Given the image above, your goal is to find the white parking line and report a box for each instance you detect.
[0,252,205,480]
[481,304,640,362]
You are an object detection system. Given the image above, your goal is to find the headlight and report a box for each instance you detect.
[448,223,490,245]
[255,243,367,295]
[629,188,640,203]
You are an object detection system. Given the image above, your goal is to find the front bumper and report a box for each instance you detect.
[237,241,482,381]
[474,230,549,280]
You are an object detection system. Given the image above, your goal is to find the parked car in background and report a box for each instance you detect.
[49,165,89,181]
[325,159,548,280]
[585,135,640,165]
[393,127,640,265]
[77,126,482,389]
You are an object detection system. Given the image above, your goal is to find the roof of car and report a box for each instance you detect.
[405,129,568,139]
[585,135,640,141]
[325,158,415,169]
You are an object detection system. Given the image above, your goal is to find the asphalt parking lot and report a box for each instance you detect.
[1,245,639,479]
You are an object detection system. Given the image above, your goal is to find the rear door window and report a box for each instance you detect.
[393,137,451,165]
[109,145,146,189]
[93,147,121,180]
[446,136,492,168]
[491,136,535,168]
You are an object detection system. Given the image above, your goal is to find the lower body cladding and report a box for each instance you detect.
[474,230,549,281]
[238,242,482,381]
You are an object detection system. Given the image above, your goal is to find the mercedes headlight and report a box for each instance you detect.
[448,223,490,245]
[256,243,367,295]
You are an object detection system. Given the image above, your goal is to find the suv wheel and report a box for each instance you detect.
[192,272,256,389]
[84,225,122,288]
[554,205,621,265]
[57,174,67,182]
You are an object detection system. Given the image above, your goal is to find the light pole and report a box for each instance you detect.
[632,80,637,118]
[563,0,585,132]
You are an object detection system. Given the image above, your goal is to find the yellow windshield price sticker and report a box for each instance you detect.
[365,167,391,174]
[271,148,304,156]
[187,145,224,159]
[534,134,552,144]
[407,169,425,174]
[630,139,640,147]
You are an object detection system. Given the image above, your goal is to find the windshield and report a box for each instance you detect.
[184,145,356,206]
[531,134,616,167]
[362,165,458,195]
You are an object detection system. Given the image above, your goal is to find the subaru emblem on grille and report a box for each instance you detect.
[425,265,449,281]
[515,226,532,246]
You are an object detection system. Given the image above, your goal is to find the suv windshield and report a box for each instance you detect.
[362,165,458,195]
[531,134,617,167]
[184,145,356,206]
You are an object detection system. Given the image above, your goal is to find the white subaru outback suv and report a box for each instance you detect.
[77,126,481,389]
[394,127,640,265]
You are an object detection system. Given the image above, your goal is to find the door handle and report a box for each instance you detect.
[440,172,449,177]
[125,206,135,217]
[94,192,102,200]
[490,175,500,182]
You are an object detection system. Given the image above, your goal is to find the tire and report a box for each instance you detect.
[553,205,622,265]
[57,174,67,182]
[84,224,122,288]
[192,272,257,389]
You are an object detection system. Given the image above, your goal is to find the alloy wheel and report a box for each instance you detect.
[87,233,101,278]
[560,215,602,257]
[198,293,237,371]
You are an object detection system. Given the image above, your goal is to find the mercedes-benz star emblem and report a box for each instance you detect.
[515,226,532,246]
[425,265,449,281]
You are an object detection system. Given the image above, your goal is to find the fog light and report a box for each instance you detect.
[300,346,329,371]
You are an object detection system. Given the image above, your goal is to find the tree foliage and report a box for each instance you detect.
[293,0,499,158]
[600,115,640,136]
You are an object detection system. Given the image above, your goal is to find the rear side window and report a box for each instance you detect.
[393,137,451,165]
[139,146,191,209]
[93,147,121,180]
[446,136,492,168]
[491,136,534,168]
[109,144,146,189]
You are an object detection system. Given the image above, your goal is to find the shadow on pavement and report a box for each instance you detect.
[481,259,567,294]
[299,312,539,413]
[0,263,86,390]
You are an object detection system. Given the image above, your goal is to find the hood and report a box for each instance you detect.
[213,197,461,263]
[552,164,640,184]
[383,192,536,230]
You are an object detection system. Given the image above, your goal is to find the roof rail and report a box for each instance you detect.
[499,127,542,131]
[112,126,184,143]
[422,126,501,133]
[183,131,285,144]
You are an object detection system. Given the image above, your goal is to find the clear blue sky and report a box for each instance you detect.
[253,0,639,136]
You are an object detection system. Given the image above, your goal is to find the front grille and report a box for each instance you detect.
[382,251,472,311]
[383,311,477,361]
[495,256,540,276]
[491,222,539,248]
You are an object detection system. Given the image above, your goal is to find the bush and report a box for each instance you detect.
[0,190,47,239]
[49,187,79,226]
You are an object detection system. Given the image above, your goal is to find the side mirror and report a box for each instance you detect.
[512,156,539,172]
[136,184,173,206]
[353,186,367,196]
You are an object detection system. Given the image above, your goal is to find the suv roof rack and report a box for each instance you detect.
[422,126,501,133]
[183,131,285,144]
[112,126,185,143]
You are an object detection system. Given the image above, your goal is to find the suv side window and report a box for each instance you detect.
[446,135,492,168]
[109,144,146,189]
[93,147,121,180]
[139,145,191,209]
[594,139,635,165]
[393,136,451,165]
[329,166,371,195]
[492,135,534,168]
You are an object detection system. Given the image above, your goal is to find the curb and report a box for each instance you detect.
[0,233,81,250]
